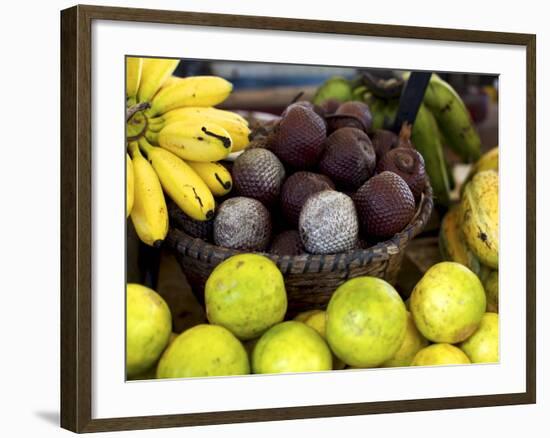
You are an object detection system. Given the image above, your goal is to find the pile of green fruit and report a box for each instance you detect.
[313,72,484,205]
[126,255,498,380]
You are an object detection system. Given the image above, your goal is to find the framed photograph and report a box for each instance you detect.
[60,4,536,433]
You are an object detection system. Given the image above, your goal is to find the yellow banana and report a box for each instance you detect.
[137,58,180,104]
[128,142,168,247]
[185,160,233,196]
[439,204,484,275]
[148,112,250,152]
[460,170,499,269]
[126,153,134,218]
[138,138,215,221]
[423,74,482,163]
[160,75,183,88]
[157,120,233,162]
[126,57,143,106]
[146,76,233,117]
[156,106,249,127]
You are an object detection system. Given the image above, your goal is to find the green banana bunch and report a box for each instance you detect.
[460,170,499,269]
[138,138,216,221]
[128,142,169,247]
[312,76,353,104]
[137,58,180,104]
[423,74,482,163]
[146,76,233,117]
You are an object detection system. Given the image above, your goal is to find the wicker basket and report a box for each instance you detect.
[165,183,433,316]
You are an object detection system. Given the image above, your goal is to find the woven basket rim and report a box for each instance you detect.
[166,181,433,275]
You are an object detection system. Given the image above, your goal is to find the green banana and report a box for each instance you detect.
[411,104,451,205]
[423,74,482,163]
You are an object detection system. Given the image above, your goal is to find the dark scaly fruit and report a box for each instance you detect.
[299,190,359,254]
[376,148,426,200]
[214,197,272,251]
[168,200,214,241]
[269,230,305,256]
[232,148,286,206]
[354,171,415,239]
[319,98,341,115]
[318,127,376,191]
[326,101,372,133]
[372,129,398,161]
[280,171,335,227]
[283,100,326,120]
[270,105,326,169]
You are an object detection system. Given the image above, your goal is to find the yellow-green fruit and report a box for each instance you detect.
[252,321,332,374]
[301,310,346,370]
[205,254,287,340]
[294,310,320,322]
[439,205,483,275]
[157,324,249,378]
[459,313,499,363]
[126,284,172,378]
[410,262,486,343]
[461,170,499,269]
[128,332,178,381]
[326,277,407,368]
[381,312,429,368]
[411,343,471,366]
[464,147,499,188]
[484,270,499,313]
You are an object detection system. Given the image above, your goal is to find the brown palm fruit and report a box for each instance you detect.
[280,171,335,227]
[232,148,286,206]
[270,104,326,169]
[269,230,305,256]
[372,129,398,161]
[214,197,271,251]
[326,101,372,133]
[319,98,341,115]
[299,191,359,254]
[318,127,376,191]
[168,200,214,241]
[354,171,415,239]
[376,148,426,200]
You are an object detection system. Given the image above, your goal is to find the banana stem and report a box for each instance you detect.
[126,102,151,122]
[137,136,154,157]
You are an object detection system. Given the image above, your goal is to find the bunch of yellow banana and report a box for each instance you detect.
[439,148,499,311]
[125,57,250,247]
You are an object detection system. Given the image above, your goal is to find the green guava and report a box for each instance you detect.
[325,276,407,368]
[205,254,287,340]
[126,283,172,378]
[411,343,471,366]
[410,262,486,343]
[156,324,249,378]
[252,321,332,374]
[459,312,499,363]
[381,311,429,368]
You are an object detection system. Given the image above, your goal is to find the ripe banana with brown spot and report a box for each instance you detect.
[126,57,143,106]
[126,153,134,218]
[146,76,233,117]
[137,58,180,104]
[159,107,248,126]
[148,111,251,152]
[138,138,215,221]
[128,142,168,247]
[460,170,499,269]
[422,74,482,163]
[185,161,233,197]
[155,120,233,162]
[439,205,484,276]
